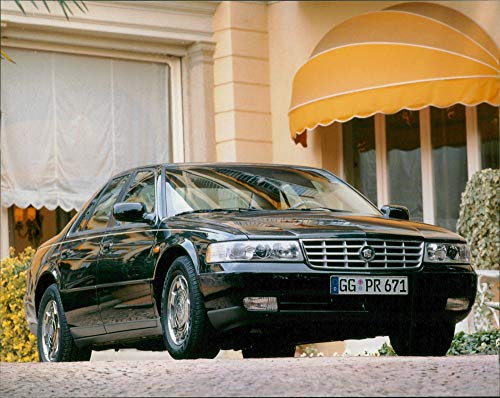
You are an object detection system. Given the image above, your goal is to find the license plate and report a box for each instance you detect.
[330,276,408,295]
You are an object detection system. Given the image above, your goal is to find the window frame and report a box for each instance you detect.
[66,183,110,238]
[108,167,159,230]
[67,173,132,237]
[334,104,495,227]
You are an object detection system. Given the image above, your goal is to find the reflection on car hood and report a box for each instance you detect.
[167,210,464,241]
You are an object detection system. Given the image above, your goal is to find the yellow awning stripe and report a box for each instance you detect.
[386,2,500,62]
[288,2,500,141]
[290,77,499,135]
[311,11,498,69]
[290,44,498,112]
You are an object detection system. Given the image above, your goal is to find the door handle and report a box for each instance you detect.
[101,241,114,253]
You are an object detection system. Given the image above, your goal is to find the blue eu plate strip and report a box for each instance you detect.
[331,276,339,295]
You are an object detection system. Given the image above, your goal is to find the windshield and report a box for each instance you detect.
[164,166,380,217]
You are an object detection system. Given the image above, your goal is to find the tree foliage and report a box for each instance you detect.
[1,1,87,62]
[14,0,87,19]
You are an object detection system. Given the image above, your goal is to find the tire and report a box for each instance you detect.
[390,321,455,356]
[160,256,220,359]
[37,284,92,362]
[242,342,296,359]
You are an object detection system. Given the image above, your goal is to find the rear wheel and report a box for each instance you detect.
[390,321,455,356]
[37,284,92,362]
[161,256,220,359]
[242,342,296,358]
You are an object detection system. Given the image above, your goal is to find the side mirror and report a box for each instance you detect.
[381,205,410,221]
[113,202,151,223]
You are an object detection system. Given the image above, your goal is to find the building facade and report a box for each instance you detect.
[1,0,499,260]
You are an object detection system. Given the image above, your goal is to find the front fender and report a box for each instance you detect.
[25,243,61,332]
[33,244,62,290]
[155,234,201,274]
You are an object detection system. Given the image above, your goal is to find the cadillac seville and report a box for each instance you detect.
[24,163,476,361]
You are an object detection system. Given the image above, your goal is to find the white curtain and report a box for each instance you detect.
[1,48,170,211]
[388,149,423,221]
[358,150,378,205]
[433,146,468,231]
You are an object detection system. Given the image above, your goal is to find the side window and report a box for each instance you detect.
[118,170,156,224]
[70,184,108,234]
[75,198,100,233]
[85,175,129,231]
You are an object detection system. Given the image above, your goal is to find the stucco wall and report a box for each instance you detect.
[267,1,500,167]
[213,2,273,163]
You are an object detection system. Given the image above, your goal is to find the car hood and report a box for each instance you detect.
[167,210,464,241]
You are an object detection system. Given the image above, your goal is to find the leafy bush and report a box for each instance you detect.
[448,330,500,355]
[377,330,500,356]
[377,342,396,356]
[457,168,500,270]
[0,247,38,362]
[473,280,497,332]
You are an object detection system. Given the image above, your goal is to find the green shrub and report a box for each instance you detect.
[377,330,500,356]
[448,330,500,355]
[377,342,396,356]
[457,168,500,270]
[473,280,497,331]
[0,247,38,362]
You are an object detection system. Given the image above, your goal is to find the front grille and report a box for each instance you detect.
[301,238,424,270]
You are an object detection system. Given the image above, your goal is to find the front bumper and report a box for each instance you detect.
[199,262,476,337]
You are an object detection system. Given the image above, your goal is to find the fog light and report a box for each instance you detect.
[243,297,278,312]
[446,297,470,311]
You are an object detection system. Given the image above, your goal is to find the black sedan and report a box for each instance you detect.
[24,163,476,361]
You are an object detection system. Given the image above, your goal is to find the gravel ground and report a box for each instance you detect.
[1,355,498,397]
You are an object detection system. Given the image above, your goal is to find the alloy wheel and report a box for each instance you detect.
[167,274,191,346]
[41,299,60,361]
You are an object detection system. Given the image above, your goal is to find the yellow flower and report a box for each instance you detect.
[0,247,38,362]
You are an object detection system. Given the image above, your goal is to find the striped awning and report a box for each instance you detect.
[289,2,500,145]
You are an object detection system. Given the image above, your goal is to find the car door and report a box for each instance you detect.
[58,174,130,338]
[97,168,159,333]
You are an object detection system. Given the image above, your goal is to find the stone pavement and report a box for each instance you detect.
[1,355,498,397]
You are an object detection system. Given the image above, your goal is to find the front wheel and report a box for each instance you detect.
[390,321,455,356]
[161,256,220,359]
[37,284,92,362]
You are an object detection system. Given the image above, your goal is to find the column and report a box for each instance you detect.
[183,41,217,162]
[213,1,272,162]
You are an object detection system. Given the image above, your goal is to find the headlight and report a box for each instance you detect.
[206,240,303,263]
[424,242,470,263]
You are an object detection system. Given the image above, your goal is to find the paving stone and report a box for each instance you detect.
[1,355,498,397]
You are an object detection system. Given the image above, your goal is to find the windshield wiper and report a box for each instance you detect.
[175,207,260,216]
[290,207,352,213]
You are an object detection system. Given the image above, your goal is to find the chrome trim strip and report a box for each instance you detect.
[61,278,153,293]
[42,229,151,248]
[42,228,207,249]
[60,285,95,293]
[96,278,153,289]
